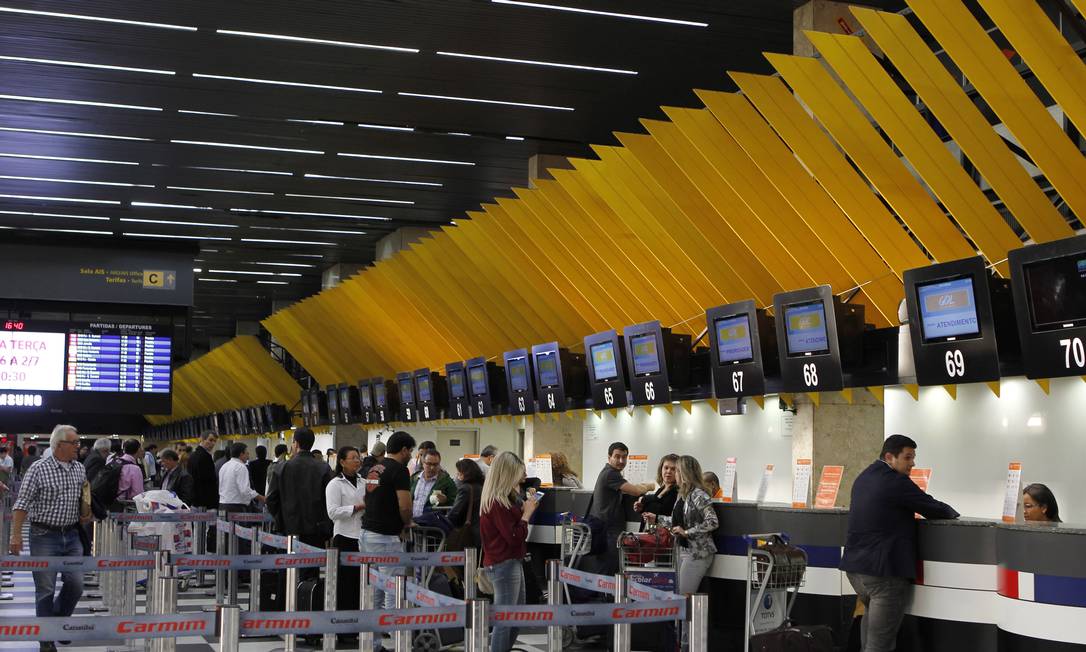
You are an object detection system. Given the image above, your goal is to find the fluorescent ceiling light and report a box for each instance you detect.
[358,123,414,132]
[198,278,237,283]
[241,238,337,246]
[178,109,238,117]
[489,0,708,27]
[398,91,573,111]
[0,55,174,75]
[446,132,472,137]
[119,218,238,228]
[0,174,152,188]
[193,73,381,95]
[167,186,274,196]
[231,208,390,221]
[170,140,323,155]
[25,227,112,235]
[131,202,212,210]
[0,194,120,205]
[288,119,345,126]
[0,94,161,111]
[0,152,138,165]
[252,226,366,235]
[284,193,413,205]
[209,269,275,276]
[189,166,292,176]
[337,152,474,166]
[304,173,441,188]
[0,6,198,30]
[0,126,149,141]
[216,29,418,54]
[289,254,324,258]
[250,262,315,268]
[505,136,525,141]
[0,210,110,221]
[124,232,232,241]
[436,50,636,75]
[193,268,202,272]
[257,280,289,285]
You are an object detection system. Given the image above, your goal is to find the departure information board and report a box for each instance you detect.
[66,330,171,393]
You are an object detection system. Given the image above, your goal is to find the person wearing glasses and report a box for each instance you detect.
[9,425,88,652]
[1022,483,1062,523]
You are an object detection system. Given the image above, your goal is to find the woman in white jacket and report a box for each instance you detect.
[326,445,366,630]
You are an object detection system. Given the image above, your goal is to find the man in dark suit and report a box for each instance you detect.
[83,438,111,484]
[247,445,272,497]
[841,434,959,652]
[266,428,333,562]
[187,432,219,510]
[159,449,194,505]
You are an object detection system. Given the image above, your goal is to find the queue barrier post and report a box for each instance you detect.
[219,603,240,652]
[546,559,562,652]
[394,575,410,652]
[358,562,374,652]
[248,522,262,613]
[322,547,338,652]
[0,493,12,600]
[150,568,179,652]
[688,593,708,652]
[214,512,227,605]
[226,521,239,607]
[192,511,212,588]
[465,598,489,652]
[464,547,477,601]
[613,573,631,652]
[283,535,298,652]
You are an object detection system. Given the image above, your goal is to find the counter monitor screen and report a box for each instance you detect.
[714,314,754,364]
[630,332,660,376]
[784,301,830,355]
[916,276,981,341]
[398,377,414,404]
[339,386,350,409]
[360,384,372,409]
[1024,255,1086,330]
[508,357,529,392]
[535,351,559,388]
[449,371,465,399]
[469,365,487,396]
[374,382,386,407]
[416,375,432,402]
[590,341,619,382]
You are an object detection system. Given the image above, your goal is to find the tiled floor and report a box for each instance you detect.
[0,525,597,651]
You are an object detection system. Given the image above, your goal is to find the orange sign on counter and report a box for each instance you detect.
[814,465,844,509]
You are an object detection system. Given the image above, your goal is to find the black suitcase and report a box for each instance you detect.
[413,573,464,648]
[259,570,286,611]
[296,577,324,611]
[750,624,834,652]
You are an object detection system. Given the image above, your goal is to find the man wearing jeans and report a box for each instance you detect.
[9,424,87,652]
[841,434,959,651]
[362,431,415,649]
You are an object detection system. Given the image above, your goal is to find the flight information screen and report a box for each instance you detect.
[590,341,619,381]
[784,301,830,355]
[715,314,754,364]
[535,351,559,387]
[0,328,66,391]
[398,377,415,404]
[416,374,432,402]
[917,276,981,341]
[508,357,529,392]
[469,365,487,396]
[449,371,465,399]
[630,333,661,376]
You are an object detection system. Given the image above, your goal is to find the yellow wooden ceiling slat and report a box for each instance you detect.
[851,8,1072,245]
[730,72,929,276]
[592,146,725,310]
[483,199,609,335]
[613,132,764,307]
[377,256,483,358]
[767,54,976,264]
[263,308,340,386]
[906,0,1086,224]
[551,166,688,327]
[510,186,631,330]
[302,296,375,383]
[806,31,1020,275]
[335,280,423,376]
[698,89,899,326]
[616,129,777,308]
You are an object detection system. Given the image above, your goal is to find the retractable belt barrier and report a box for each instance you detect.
[110,512,216,523]
[369,569,465,608]
[492,600,685,626]
[232,525,254,542]
[0,613,217,642]
[341,550,466,567]
[258,531,288,549]
[293,540,325,553]
[628,581,683,602]
[558,566,617,595]
[0,555,155,571]
[238,607,466,636]
[226,512,273,523]
[174,553,326,570]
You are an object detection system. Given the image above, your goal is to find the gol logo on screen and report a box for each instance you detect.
[926,289,970,312]
[142,270,176,290]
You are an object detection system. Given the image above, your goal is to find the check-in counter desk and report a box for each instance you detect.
[704,503,1086,650]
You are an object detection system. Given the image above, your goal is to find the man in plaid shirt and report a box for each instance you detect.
[10,424,87,652]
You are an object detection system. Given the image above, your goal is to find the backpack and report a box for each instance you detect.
[91,457,134,514]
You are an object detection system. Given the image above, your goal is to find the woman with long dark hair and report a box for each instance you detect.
[448,458,485,547]
[325,445,365,639]
[1023,483,1061,523]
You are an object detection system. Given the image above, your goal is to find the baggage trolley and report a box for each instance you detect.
[618,526,681,652]
[406,525,460,652]
[743,532,807,652]
[558,512,594,647]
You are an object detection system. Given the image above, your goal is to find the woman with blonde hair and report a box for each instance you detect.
[550,451,581,488]
[644,455,718,591]
[480,451,540,652]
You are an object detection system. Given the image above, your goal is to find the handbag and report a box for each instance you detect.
[619,525,674,565]
[80,480,93,520]
[445,485,477,551]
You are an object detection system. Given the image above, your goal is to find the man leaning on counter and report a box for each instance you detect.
[841,434,960,652]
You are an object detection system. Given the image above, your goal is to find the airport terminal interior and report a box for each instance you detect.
[3,0,1086,650]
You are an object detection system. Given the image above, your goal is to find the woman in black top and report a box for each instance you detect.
[448,458,485,547]
[634,453,679,528]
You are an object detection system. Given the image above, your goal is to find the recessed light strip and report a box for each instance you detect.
[170,140,323,155]
[489,0,708,27]
[216,29,418,54]
[193,73,381,95]
[0,94,161,111]
[251,226,366,235]
[284,193,414,205]
[358,123,414,132]
[303,173,441,187]
[0,55,175,75]
[119,218,238,228]
[337,152,474,166]
[230,208,391,221]
[0,175,152,188]
[249,262,315,268]
[189,166,293,176]
[0,126,150,141]
[0,152,139,165]
[241,238,337,246]
[167,186,274,196]
[398,91,573,111]
[0,210,110,221]
[0,194,120,205]
[178,109,239,117]
[288,119,345,126]
[131,202,212,210]
[435,50,636,75]
[0,6,198,31]
[124,232,232,241]
[209,269,275,276]
[198,278,238,283]
[25,227,112,235]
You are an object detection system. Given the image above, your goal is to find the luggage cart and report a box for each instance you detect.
[406,525,460,652]
[743,532,807,652]
[557,512,594,648]
[619,526,681,652]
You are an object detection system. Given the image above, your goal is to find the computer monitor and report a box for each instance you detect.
[783,300,830,356]
[590,340,619,382]
[915,275,982,342]
[374,381,387,407]
[714,313,755,364]
[508,356,529,392]
[448,370,465,399]
[468,364,488,396]
[398,376,414,405]
[416,374,432,402]
[630,332,661,376]
[1022,253,1086,331]
[535,350,560,388]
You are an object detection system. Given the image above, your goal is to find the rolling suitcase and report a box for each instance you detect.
[296,578,324,647]
[259,570,286,611]
[749,624,834,652]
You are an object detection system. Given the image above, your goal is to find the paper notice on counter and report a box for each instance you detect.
[1002,462,1023,523]
[910,468,932,492]
[529,454,553,487]
[625,454,650,485]
[792,459,812,508]
[814,465,844,509]
[756,464,774,504]
[722,457,738,503]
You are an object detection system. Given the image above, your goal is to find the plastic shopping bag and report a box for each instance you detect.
[129,489,194,553]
